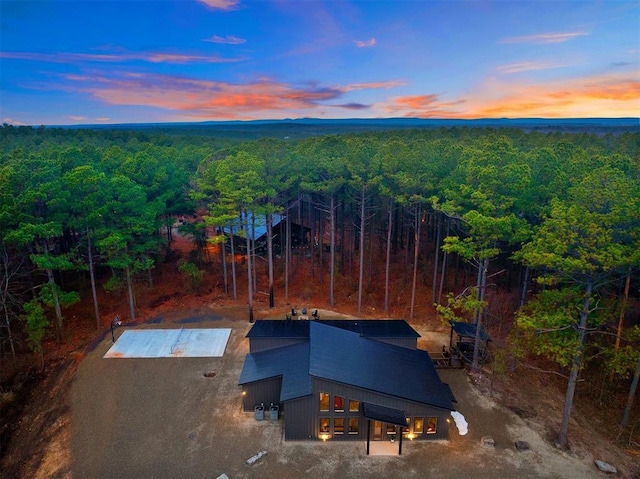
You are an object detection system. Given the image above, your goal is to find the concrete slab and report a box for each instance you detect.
[104,328,231,358]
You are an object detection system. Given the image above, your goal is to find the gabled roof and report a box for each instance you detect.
[450,320,492,342]
[238,342,312,401]
[309,322,454,410]
[223,213,284,241]
[246,319,420,339]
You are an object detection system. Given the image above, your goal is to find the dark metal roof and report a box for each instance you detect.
[246,319,420,339]
[363,403,408,427]
[309,322,455,410]
[238,342,312,401]
[246,319,310,339]
[450,320,492,342]
[320,319,420,338]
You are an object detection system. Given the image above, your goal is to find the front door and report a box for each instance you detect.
[373,421,383,440]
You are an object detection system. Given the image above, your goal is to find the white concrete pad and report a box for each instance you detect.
[104,329,231,358]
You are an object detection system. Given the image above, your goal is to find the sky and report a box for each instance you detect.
[0,0,638,125]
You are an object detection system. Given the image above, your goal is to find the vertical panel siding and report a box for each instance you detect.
[241,376,283,412]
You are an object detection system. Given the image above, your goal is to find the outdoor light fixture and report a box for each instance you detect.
[407,433,416,441]
[320,433,330,441]
[242,391,246,396]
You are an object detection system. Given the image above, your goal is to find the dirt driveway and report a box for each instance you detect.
[71,308,605,479]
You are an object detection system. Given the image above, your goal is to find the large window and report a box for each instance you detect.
[334,418,344,434]
[348,399,359,412]
[334,395,345,412]
[320,417,330,433]
[414,417,424,434]
[348,418,359,435]
[427,417,437,434]
[319,392,330,411]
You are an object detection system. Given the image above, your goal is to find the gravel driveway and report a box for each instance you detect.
[71,308,602,479]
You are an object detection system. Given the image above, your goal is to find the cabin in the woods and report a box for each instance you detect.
[239,319,457,453]
[223,213,310,256]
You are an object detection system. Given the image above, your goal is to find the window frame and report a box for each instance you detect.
[334,417,345,435]
[334,395,345,413]
[348,399,360,412]
[413,417,424,434]
[426,417,437,434]
[319,392,330,412]
[348,417,359,435]
[319,417,330,433]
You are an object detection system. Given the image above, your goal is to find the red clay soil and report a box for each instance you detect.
[0,232,638,479]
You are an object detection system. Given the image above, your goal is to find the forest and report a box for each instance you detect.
[1,123,639,454]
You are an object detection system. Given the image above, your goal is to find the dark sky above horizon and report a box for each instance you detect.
[1,0,638,126]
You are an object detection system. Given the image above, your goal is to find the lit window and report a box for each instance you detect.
[334,395,345,412]
[320,417,330,433]
[348,418,359,434]
[427,417,437,434]
[349,399,359,412]
[386,423,397,436]
[319,392,329,411]
[334,418,344,434]
[414,417,424,434]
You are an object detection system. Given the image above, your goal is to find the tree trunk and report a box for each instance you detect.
[409,204,422,320]
[520,265,530,308]
[220,234,228,296]
[267,213,274,308]
[230,225,237,300]
[125,264,136,322]
[384,200,393,313]
[472,257,489,371]
[47,268,64,341]
[86,231,101,330]
[621,356,640,429]
[615,269,631,350]
[432,213,441,304]
[329,194,336,307]
[357,184,366,314]
[557,278,592,448]
[244,210,254,323]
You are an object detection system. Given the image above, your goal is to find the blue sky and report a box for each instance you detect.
[1,0,638,125]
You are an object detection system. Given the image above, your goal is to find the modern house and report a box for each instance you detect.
[238,319,457,453]
[223,213,310,256]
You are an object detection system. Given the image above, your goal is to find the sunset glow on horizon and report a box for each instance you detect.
[1,0,638,126]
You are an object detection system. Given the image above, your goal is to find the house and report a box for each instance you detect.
[223,213,310,256]
[238,319,457,453]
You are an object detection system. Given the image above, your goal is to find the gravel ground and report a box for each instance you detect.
[71,307,605,479]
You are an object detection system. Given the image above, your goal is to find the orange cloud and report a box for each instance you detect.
[60,72,399,120]
[381,73,638,118]
[500,31,588,44]
[198,0,240,10]
[466,73,640,118]
[354,38,376,48]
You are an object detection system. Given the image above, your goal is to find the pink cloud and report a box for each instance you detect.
[203,34,246,45]
[500,31,588,44]
[0,51,243,64]
[354,38,376,48]
[198,0,240,10]
[58,72,404,120]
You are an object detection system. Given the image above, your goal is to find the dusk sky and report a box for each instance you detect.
[1,0,638,125]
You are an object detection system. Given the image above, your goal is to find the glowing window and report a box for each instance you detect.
[349,399,359,412]
[427,417,437,434]
[334,395,345,412]
[414,417,424,434]
[319,392,329,411]
[334,417,344,434]
[320,417,330,433]
[348,418,359,434]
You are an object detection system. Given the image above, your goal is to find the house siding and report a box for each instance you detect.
[294,378,450,441]
[242,376,283,413]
